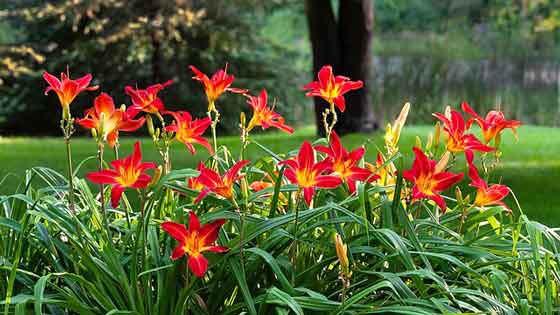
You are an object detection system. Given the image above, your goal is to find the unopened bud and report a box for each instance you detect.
[146,115,155,136]
[426,132,433,151]
[91,128,98,140]
[435,151,450,173]
[120,104,126,112]
[149,165,163,187]
[415,136,422,149]
[240,112,246,127]
[155,127,161,139]
[334,233,349,275]
[62,105,71,121]
[98,112,106,139]
[434,122,441,148]
[455,186,463,204]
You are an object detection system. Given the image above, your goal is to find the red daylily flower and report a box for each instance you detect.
[403,147,464,212]
[164,111,212,155]
[462,102,521,145]
[246,89,294,134]
[315,131,378,193]
[433,108,494,154]
[188,164,205,192]
[43,70,98,111]
[279,141,342,206]
[190,64,248,105]
[194,160,251,203]
[465,151,510,210]
[161,212,228,277]
[303,65,363,112]
[86,142,156,207]
[124,80,173,116]
[77,93,145,147]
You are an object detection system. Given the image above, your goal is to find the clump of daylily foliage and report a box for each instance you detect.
[1,64,559,314]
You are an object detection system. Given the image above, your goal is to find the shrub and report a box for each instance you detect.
[1,64,559,315]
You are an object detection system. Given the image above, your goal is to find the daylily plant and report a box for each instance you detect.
[161,212,228,277]
[403,147,464,212]
[190,64,248,109]
[462,102,521,146]
[315,131,377,193]
[194,160,251,203]
[246,89,294,134]
[303,65,363,112]
[433,108,495,155]
[86,142,156,207]
[77,92,145,147]
[43,70,99,118]
[164,111,213,155]
[124,80,173,116]
[280,141,342,206]
[466,151,510,210]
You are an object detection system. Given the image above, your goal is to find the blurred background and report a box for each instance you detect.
[1,0,559,135]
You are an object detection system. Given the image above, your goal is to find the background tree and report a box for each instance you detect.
[305,0,376,136]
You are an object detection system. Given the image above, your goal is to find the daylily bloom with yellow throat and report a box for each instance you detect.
[465,151,510,210]
[303,65,363,112]
[190,64,248,108]
[77,93,145,147]
[279,141,342,206]
[43,70,99,117]
[403,147,464,212]
[124,80,173,116]
[86,142,156,207]
[315,131,378,193]
[164,111,212,155]
[194,160,251,203]
[461,102,521,146]
[246,89,294,134]
[161,212,228,277]
[433,107,494,155]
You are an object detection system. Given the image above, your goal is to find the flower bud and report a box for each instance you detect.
[415,136,422,149]
[455,186,463,204]
[98,112,106,140]
[426,132,433,151]
[435,151,450,173]
[91,127,98,140]
[434,122,441,148]
[120,104,126,112]
[146,115,155,136]
[334,233,349,275]
[148,165,163,187]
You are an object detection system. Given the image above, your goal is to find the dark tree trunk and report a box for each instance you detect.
[305,0,340,137]
[305,0,376,136]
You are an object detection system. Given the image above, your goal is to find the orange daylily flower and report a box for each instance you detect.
[461,102,521,145]
[124,80,173,116]
[86,142,156,207]
[433,108,494,155]
[164,111,212,155]
[43,70,98,116]
[161,212,228,277]
[315,131,378,193]
[246,89,294,134]
[465,151,510,210]
[77,93,145,147]
[279,141,342,206]
[403,147,464,212]
[189,64,248,107]
[194,160,251,203]
[303,65,363,112]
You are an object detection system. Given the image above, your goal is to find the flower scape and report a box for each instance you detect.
[1,65,559,315]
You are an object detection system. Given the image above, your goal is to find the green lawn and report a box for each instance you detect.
[1,125,559,226]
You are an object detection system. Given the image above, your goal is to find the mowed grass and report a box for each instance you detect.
[1,125,559,226]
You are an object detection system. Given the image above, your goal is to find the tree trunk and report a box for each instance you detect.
[305,0,376,136]
[305,0,340,137]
